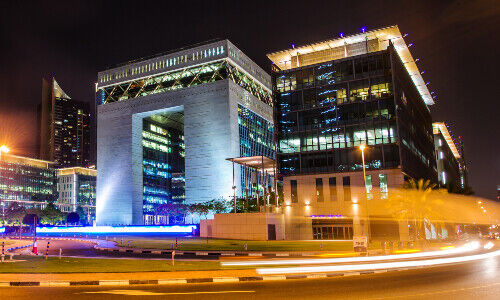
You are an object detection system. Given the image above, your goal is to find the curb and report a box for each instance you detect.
[6,243,34,253]
[94,246,377,258]
[0,268,406,288]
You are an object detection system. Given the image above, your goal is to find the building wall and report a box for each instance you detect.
[56,171,96,221]
[200,213,285,240]
[282,168,404,240]
[57,174,77,212]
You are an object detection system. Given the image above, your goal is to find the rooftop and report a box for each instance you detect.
[58,167,97,176]
[266,25,434,105]
[0,153,54,169]
[433,122,461,158]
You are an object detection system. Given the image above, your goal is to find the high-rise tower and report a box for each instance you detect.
[38,78,91,168]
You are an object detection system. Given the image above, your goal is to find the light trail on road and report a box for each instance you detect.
[257,248,500,275]
[222,241,481,267]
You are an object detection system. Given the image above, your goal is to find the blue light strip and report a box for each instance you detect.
[36,225,197,234]
[0,227,5,233]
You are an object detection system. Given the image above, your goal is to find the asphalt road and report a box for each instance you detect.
[1,254,499,299]
[12,239,98,257]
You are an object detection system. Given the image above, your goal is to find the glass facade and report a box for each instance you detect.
[238,104,274,196]
[39,78,91,168]
[274,47,437,182]
[0,156,56,209]
[142,117,185,224]
[53,97,91,168]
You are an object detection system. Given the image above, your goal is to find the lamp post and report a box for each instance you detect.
[359,144,371,245]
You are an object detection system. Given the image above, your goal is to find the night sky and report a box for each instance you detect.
[0,0,498,199]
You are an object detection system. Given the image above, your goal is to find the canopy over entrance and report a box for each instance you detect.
[226,155,276,173]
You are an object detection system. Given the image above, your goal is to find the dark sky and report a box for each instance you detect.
[0,0,498,199]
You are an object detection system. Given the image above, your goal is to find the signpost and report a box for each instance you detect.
[353,236,368,254]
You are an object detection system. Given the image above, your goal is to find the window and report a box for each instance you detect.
[342,176,351,201]
[329,177,337,201]
[316,178,324,202]
[290,180,298,203]
[365,175,373,199]
[379,174,388,198]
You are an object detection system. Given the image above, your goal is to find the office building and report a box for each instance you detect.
[38,77,92,168]
[56,167,96,223]
[96,40,274,225]
[0,153,56,212]
[432,122,464,192]
[267,25,437,240]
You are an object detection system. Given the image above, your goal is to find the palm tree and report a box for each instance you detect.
[386,179,445,241]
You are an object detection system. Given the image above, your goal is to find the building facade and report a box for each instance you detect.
[56,167,96,223]
[267,26,437,240]
[96,40,274,225]
[0,153,56,212]
[432,122,463,192]
[38,77,92,168]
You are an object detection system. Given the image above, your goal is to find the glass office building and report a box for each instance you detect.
[0,154,56,211]
[238,104,275,196]
[267,26,437,240]
[269,26,437,183]
[432,122,464,192]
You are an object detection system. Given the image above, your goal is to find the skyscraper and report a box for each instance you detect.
[38,78,91,168]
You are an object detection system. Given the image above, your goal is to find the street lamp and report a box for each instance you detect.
[0,145,9,160]
[359,144,371,245]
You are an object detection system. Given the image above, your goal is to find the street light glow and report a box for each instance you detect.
[0,145,9,153]
[359,144,366,151]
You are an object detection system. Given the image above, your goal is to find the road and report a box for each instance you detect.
[1,254,499,299]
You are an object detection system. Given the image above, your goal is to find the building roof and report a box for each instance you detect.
[226,156,276,173]
[57,167,97,176]
[266,25,434,105]
[52,78,71,99]
[433,122,461,158]
[0,153,54,169]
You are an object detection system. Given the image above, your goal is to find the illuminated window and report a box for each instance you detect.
[379,174,388,198]
[365,175,372,196]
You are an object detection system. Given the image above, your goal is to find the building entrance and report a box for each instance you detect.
[312,219,353,240]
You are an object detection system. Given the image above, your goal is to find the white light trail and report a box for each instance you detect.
[257,248,500,275]
[222,242,481,267]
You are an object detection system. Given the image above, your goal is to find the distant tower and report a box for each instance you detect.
[38,78,91,167]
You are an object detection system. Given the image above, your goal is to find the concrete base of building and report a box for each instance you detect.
[200,213,285,240]
[200,212,416,242]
